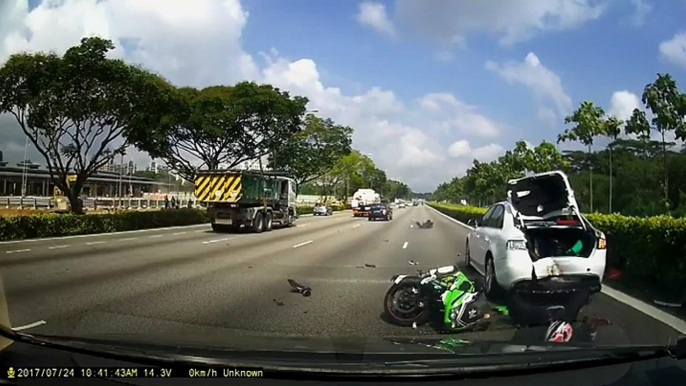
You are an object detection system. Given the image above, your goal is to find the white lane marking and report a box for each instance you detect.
[12,320,46,331]
[85,241,106,246]
[173,232,187,235]
[202,237,232,244]
[353,224,361,228]
[601,285,686,334]
[298,223,310,228]
[6,249,30,254]
[49,245,70,250]
[0,223,209,245]
[118,237,137,241]
[425,204,686,333]
[149,235,164,239]
[402,241,409,249]
[293,240,313,248]
[194,230,205,233]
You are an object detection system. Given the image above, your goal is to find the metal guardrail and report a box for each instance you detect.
[0,196,196,210]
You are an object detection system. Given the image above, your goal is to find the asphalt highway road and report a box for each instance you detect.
[0,205,681,346]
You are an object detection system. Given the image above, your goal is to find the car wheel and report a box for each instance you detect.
[484,254,504,299]
[464,239,471,268]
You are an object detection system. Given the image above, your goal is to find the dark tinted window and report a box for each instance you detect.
[487,205,505,228]
[481,206,496,225]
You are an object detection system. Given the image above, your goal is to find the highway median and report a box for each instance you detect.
[0,204,347,242]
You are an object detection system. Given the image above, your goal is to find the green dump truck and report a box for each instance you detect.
[194,169,298,233]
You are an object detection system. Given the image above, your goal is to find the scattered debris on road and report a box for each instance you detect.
[273,299,285,306]
[288,279,312,297]
[415,220,434,229]
[383,238,389,242]
[408,260,419,265]
[365,263,377,268]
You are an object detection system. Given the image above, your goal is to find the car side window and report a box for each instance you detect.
[481,206,496,226]
[489,205,505,228]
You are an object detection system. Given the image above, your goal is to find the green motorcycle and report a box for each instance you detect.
[385,265,497,331]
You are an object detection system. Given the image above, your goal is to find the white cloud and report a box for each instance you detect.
[447,140,506,163]
[659,32,686,70]
[0,0,508,192]
[471,143,506,162]
[486,52,573,121]
[448,140,471,158]
[608,90,640,121]
[394,0,607,47]
[417,93,502,138]
[626,0,651,26]
[356,2,395,37]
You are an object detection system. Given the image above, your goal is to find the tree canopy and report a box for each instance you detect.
[150,82,309,181]
[0,37,178,213]
[268,114,353,190]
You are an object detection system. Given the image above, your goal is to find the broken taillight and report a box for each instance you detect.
[556,219,580,225]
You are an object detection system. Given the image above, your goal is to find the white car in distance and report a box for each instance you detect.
[464,171,607,299]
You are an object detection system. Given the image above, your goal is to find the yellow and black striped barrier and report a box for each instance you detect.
[194,174,243,202]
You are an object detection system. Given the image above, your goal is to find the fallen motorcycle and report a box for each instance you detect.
[384,265,493,330]
[383,265,593,333]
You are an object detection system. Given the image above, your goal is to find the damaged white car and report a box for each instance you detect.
[464,171,607,299]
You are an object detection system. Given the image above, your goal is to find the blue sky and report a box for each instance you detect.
[241,0,686,148]
[1,0,686,191]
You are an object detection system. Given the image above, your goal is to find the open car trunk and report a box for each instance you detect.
[507,171,582,223]
[525,225,596,260]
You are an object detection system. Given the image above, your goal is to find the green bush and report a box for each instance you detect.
[428,202,686,294]
[0,204,350,242]
[0,208,210,241]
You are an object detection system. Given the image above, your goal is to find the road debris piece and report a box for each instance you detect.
[273,299,285,306]
[365,263,377,268]
[383,238,389,242]
[415,220,434,229]
[288,279,312,297]
[408,260,419,265]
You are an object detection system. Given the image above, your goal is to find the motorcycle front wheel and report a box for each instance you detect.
[383,277,431,327]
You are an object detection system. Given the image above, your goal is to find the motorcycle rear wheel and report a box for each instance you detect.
[383,277,432,327]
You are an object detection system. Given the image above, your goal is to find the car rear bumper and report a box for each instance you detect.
[369,213,389,219]
[496,249,606,294]
[511,275,601,295]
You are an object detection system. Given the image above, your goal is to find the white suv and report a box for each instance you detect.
[464,171,607,298]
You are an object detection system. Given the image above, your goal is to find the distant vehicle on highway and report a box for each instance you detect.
[397,202,407,209]
[351,189,380,217]
[464,170,607,300]
[194,169,298,233]
[368,203,392,221]
[313,204,333,216]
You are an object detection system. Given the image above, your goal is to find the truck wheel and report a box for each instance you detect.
[252,212,264,233]
[264,211,273,231]
[287,213,295,227]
